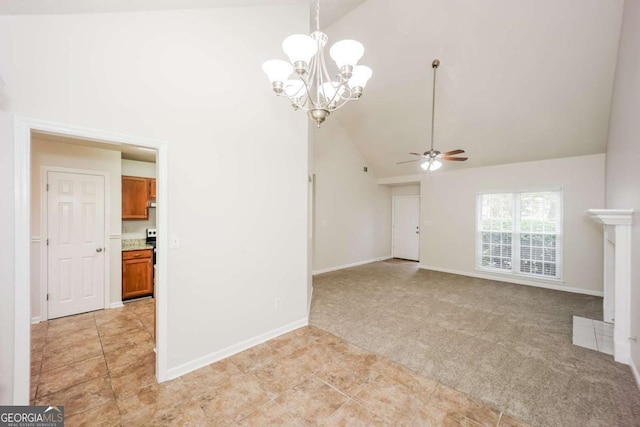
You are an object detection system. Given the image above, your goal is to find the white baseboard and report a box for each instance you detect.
[313,256,392,275]
[109,302,124,309]
[418,265,604,297]
[630,356,640,390]
[31,317,42,324]
[166,317,309,380]
[308,286,314,314]
[614,341,631,365]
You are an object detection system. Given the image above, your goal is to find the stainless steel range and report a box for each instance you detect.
[146,228,157,267]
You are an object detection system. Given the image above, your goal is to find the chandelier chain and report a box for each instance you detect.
[315,0,320,31]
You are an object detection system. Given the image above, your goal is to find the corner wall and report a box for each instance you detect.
[313,119,391,273]
[0,4,309,402]
[420,154,606,295]
[605,0,640,376]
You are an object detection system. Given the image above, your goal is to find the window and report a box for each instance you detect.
[476,189,562,280]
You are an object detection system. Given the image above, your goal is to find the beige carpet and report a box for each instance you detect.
[310,260,640,427]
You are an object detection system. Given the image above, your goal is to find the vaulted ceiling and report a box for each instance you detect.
[323,0,624,177]
[0,0,366,28]
[2,0,625,178]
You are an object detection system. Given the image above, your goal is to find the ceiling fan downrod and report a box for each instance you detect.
[430,59,440,154]
[395,58,468,171]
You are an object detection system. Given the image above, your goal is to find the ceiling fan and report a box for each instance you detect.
[397,59,468,171]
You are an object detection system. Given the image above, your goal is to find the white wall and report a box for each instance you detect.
[0,111,15,403]
[420,154,606,294]
[391,184,420,197]
[605,0,640,376]
[122,159,155,177]
[307,117,315,308]
[313,118,392,273]
[122,159,156,237]
[30,138,123,321]
[0,4,309,403]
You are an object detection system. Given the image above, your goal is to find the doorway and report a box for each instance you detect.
[13,116,169,404]
[392,196,420,261]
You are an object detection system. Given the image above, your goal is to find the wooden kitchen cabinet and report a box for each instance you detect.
[122,249,153,300]
[122,176,149,220]
[148,178,157,200]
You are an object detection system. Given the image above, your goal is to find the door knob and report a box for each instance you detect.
[96,248,103,253]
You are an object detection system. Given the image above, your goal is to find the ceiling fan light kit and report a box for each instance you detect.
[397,59,468,172]
[262,0,372,127]
[421,159,442,171]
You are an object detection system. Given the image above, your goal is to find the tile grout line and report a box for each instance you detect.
[34,304,151,422]
[94,310,124,420]
[330,397,356,422]
[33,315,106,403]
[106,301,154,425]
[35,305,533,426]
[312,372,378,424]
[309,372,352,398]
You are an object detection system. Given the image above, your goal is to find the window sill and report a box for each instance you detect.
[475,267,564,285]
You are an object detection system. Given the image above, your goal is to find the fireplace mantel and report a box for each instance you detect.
[586,208,634,364]
[586,209,633,225]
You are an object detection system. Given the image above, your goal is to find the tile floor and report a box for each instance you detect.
[31,298,529,426]
[572,315,614,355]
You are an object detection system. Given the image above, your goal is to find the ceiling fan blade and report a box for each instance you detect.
[442,157,468,161]
[408,152,426,157]
[442,149,465,156]
[396,159,423,164]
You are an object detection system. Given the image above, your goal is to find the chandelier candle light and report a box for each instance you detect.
[262,0,372,127]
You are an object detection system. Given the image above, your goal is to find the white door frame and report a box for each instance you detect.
[13,116,170,404]
[40,166,111,321]
[391,195,421,260]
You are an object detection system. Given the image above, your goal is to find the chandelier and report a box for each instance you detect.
[262,0,372,127]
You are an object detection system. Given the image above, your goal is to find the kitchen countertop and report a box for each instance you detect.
[122,239,154,251]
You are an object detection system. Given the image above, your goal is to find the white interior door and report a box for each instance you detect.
[393,196,420,261]
[48,171,106,319]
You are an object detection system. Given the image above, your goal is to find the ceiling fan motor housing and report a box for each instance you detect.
[396,59,468,168]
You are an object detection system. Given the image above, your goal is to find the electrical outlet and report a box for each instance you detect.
[275,298,282,310]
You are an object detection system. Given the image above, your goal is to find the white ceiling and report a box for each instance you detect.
[0,0,366,27]
[4,0,625,178]
[323,0,625,177]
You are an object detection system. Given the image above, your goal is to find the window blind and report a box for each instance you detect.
[476,189,562,280]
